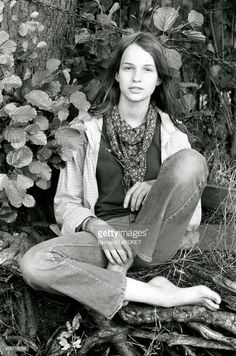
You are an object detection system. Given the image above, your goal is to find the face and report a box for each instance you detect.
[115,43,160,106]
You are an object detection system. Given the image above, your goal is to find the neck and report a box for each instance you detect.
[118,99,150,128]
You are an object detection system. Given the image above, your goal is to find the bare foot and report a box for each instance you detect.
[148,276,221,311]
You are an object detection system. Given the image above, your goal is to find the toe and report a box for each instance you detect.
[209,290,221,304]
[202,298,220,311]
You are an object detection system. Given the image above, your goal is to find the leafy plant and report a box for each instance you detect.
[57,313,82,355]
[0,14,91,223]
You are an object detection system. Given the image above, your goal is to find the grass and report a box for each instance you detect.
[206,145,236,189]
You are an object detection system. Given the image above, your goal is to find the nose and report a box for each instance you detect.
[132,69,141,82]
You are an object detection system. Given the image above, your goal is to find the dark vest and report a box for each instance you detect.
[95,115,161,220]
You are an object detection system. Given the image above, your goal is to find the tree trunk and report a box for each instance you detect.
[1,0,77,72]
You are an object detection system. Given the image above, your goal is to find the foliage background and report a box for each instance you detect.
[0,0,235,227]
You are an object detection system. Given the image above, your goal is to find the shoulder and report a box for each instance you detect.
[84,114,103,131]
[156,108,180,134]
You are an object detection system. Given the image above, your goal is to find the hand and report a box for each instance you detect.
[89,219,133,265]
[123,180,155,212]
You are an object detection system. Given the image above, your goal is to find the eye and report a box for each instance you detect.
[144,67,154,72]
[123,66,133,71]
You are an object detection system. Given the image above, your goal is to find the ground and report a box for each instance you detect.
[0,206,236,355]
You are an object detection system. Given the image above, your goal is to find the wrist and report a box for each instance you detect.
[82,216,98,232]
[88,218,107,233]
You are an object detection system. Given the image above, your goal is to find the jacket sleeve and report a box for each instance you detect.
[54,144,96,235]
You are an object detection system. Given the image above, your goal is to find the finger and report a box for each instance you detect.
[117,248,128,264]
[111,249,124,265]
[123,243,133,260]
[142,194,148,205]
[104,249,116,264]
[134,191,146,211]
[130,189,143,211]
[124,183,140,208]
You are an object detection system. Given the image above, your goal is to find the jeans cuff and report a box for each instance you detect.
[107,273,127,319]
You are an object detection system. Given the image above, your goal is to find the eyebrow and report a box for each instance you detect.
[121,62,155,67]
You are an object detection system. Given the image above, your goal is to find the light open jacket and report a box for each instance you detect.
[54,109,202,235]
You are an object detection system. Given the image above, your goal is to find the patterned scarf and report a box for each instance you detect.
[105,105,157,191]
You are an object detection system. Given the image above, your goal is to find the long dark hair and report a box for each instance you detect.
[89,32,182,126]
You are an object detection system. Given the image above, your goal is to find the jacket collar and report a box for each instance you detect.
[156,107,176,134]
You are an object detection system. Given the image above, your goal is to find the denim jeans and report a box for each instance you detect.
[20,149,208,318]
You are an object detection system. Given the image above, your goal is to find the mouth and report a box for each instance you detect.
[129,87,143,92]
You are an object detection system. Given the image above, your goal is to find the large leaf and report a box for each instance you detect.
[5,179,25,208]
[188,10,204,28]
[23,194,35,207]
[52,96,70,113]
[0,36,16,54]
[0,0,4,13]
[164,47,182,70]
[70,91,90,112]
[75,28,90,44]
[182,30,206,42]
[153,7,179,32]
[10,105,37,123]
[69,112,91,126]
[62,69,71,84]
[6,146,33,168]
[210,64,221,78]
[30,131,47,145]
[4,103,18,115]
[29,160,52,180]
[35,114,49,130]
[0,31,9,46]
[25,90,53,111]
[42,81,61,98]
[16,174,34,190]
[36,41,47,49]
[181,94,196,113]
[0,174,9,190]
[37,147,52,161]
[30,11,39,19]
[0,54,14,66]
[36,178,51,190]
[109,2,120,17]
[46,58,61,73]
[3,126,26,148]
[31,70,51,87]
[97,13,116,26]
[3,75,22,90]
[58,107,69,121]
[18,20,44,37]
[18,23,28,37]
[55,127,86,151]
[27,124,47,145]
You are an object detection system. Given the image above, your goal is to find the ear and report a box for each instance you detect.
[156,78,162,86]
[115,72,119,82]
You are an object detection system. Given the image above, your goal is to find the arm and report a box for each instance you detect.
[54,144,96,235]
